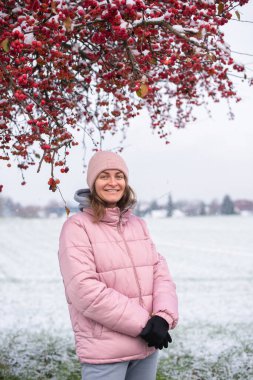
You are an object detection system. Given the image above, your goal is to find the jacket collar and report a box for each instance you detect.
[84,207,131,227]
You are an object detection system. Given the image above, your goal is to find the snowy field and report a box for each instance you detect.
[0,215,253,379]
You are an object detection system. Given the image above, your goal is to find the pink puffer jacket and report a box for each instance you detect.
[58,207,178,364]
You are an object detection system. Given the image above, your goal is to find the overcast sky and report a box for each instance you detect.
[1,3,253,206]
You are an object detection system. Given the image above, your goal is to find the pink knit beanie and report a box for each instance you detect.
[87,151,129,189]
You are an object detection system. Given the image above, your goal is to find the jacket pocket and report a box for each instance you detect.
[93,322,103,338]
[76,315,103,337]
[77,316,94,336]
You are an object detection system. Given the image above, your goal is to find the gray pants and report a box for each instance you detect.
[81,351,159,380]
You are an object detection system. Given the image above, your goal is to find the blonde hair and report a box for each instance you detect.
[89,181,136,222]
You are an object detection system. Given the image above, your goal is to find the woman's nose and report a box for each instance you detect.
[108,176,117,186]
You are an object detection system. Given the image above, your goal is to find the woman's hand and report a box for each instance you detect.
[140,316,172,349]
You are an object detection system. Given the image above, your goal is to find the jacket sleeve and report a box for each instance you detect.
[58,215,150,337]
[139,219,179,330]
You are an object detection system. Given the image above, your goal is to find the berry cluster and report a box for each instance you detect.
[48,177,60,192]
[0,0,250,190]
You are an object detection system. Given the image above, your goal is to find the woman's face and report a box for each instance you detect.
[94,169,126,207]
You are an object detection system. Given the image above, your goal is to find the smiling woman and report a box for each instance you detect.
[58,150,178,380]
[85,151,137,221]
[95,170,126,207]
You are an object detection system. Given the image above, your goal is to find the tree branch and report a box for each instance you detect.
[132,19,208,52]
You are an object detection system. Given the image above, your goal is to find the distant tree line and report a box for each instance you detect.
[0,198,68,218]
[0,194,252,218]
[135,194,253,218]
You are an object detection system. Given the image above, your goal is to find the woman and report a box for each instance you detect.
[58,151,178,380]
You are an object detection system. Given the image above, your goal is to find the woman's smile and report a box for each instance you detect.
[95,169,126,207]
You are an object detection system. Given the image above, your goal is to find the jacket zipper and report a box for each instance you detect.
[117,223,144,307]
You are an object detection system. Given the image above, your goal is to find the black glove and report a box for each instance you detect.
[140,316,172,349]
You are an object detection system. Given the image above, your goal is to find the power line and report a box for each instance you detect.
[231,18,253,24]
[231,50,253,57]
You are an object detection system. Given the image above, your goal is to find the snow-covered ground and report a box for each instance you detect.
[0,215,253,377]
[146,216,253,366]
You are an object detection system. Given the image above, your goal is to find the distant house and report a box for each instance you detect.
[150,209,168,219]
[234,199,253,214]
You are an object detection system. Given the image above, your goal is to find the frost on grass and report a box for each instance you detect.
[0,331,80,380]
[156,322,253,380]
[1,323,252,380]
